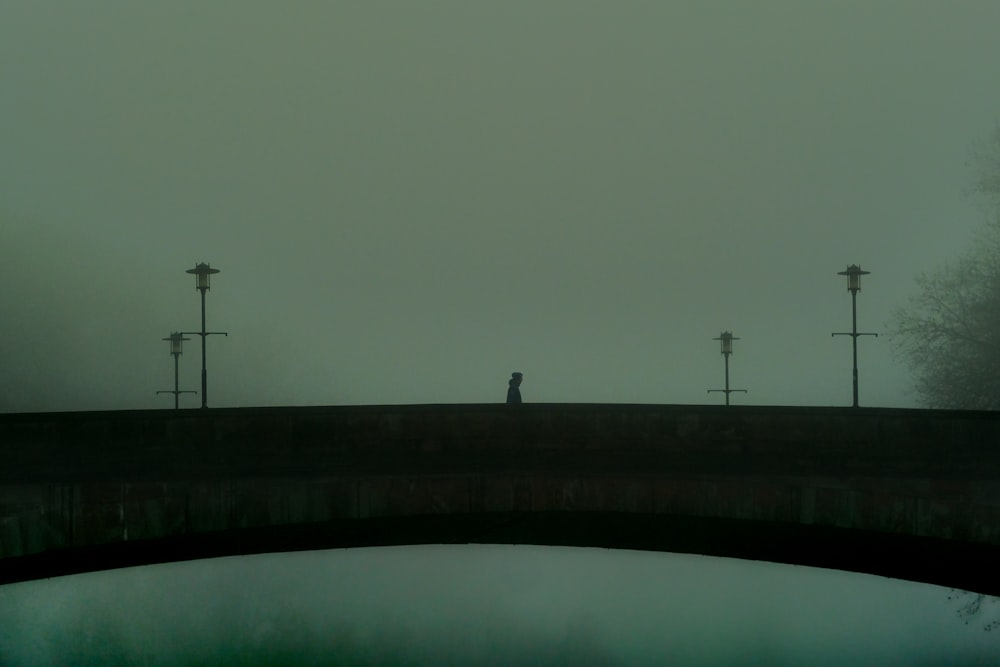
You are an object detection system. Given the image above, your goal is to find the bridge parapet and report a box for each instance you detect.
[3,403,999,480]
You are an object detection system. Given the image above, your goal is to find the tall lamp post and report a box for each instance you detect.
[832,264,878,408]
[183,262,228,409]
[708,331,747,406]
[156,332,197,409]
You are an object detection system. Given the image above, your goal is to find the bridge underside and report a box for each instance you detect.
[4,511,999,595]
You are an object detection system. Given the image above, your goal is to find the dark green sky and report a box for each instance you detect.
[3,1,1000,411]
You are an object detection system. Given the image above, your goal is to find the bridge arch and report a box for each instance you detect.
[2,404,999,593]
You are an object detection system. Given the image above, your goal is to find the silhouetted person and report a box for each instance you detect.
[507,372,523,404]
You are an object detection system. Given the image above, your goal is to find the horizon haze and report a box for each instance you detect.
[3,2,1000,413]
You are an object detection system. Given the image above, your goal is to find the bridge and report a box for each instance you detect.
[2,404,999,594]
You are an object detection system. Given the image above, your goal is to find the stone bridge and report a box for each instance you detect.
[1,404,999,594]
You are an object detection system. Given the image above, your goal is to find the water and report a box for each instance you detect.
[0,545,995,666]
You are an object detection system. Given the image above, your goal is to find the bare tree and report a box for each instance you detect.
[891,125,1000,410]
[949,590,1000,632]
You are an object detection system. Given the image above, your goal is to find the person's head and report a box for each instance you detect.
[511,372,523,386]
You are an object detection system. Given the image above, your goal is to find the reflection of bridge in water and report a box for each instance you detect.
[2,404,999,593]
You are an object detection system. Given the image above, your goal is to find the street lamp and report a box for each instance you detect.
[183,262,228,408]
[832,264,878,407]
[707,331,747,405]
[156,332,197,409]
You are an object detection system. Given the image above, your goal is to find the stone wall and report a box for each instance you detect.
[2,404,999,588]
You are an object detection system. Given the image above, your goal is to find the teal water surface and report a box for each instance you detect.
[1,545,995,666]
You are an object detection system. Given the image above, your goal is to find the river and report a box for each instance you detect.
[0,545,995,665]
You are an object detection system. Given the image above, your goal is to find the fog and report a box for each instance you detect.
[0,546,996,666]
[3,2,999,663]
[3,2,1000,412]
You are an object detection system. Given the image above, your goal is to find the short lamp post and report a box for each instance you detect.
[156,332,196,409]
[832,264,878,408]
[182,262,228,408]
[708,331,747,406]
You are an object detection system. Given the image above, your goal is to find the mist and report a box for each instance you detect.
[2,2,1000,664]
[3,2,1000,412]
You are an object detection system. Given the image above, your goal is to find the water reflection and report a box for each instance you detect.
[0,545,995,666]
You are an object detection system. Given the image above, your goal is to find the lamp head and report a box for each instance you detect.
[186,262,220,291]
[713,331,738,355]
[162,332,190,356]
[837,264,869,293]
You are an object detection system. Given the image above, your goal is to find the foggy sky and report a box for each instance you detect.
[3,1,1000,412]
